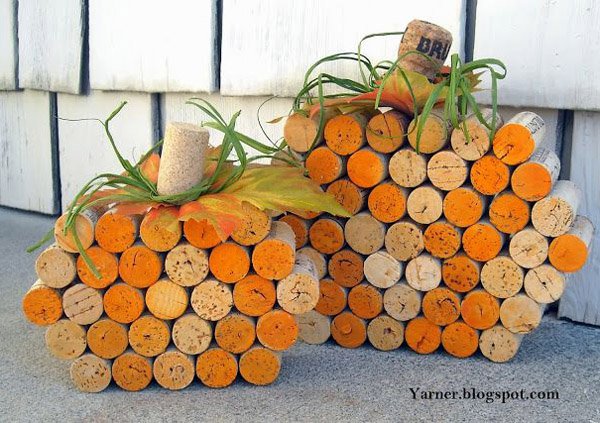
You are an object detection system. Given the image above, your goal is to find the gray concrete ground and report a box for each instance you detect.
[1,207,599,422]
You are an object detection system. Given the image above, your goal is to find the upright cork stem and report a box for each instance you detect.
[398,20,453,79]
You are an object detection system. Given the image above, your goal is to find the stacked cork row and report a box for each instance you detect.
[283,107,593,362]
[23,205,320,392]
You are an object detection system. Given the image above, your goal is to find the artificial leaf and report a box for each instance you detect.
[145,206,181,234]
[113,201,160,216]
[139,153,160,184]
[178,194,248,240]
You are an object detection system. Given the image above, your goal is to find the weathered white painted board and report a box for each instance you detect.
[57,91,158,210]
[498,107,562,154]
[558,111,600,325]
[17,0,84,93]
[474,0,600,110]
[0,0,18,89]
[162,93,292,159]
[89,0,218,92]
[221,0,466,96]
[0,90,58,214]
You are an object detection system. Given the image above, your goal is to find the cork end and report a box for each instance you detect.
[398,19,453,79]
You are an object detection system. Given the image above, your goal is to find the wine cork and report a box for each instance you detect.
[427,150,468,191]
[389,148,428,188]
[424,221,462,259]
[45,319,86,360]
[443,186,486,228]
[315,278,347,316]
[326,179,367,216]
[297,247,327,280]
[191,278,233,321]
[368,181,407,223]
[62,283,103,325]
[209,242,250,283]
[172,313,212,355]
[231,202,272,246]
[524,264,565,304]
[253,221,296,279]
[405,316,442,354]
[462,221,505,262]
[344,212,386,255]
[153,348,195,390]
[279,214,310,248]
[22,279,63,326]
[232,274,276,317]
[330,311,367,348]
[165,242,209,287]
[157,122,209,196]
[112,351,153,391]
[324,111,372,156]
[480,255,524,299]
[509,227,549,269]
[548,215,594,272]
[406,185,444,224]
[309,217,345,254]
[532,180,582,237]
[256,309,298,351]
[277,254,320,314]
[145,278,189,320]
[103,282,145,324]
[196,348,238,388]
[284,109,338,153]
[129,314,171,357]
[118,243,163,289]
[489,191,530,234]
[407,110,451,154]
[500,294,543,334]
[305,146,346,184]
[95,211,140,253]
[296,310,331,345]
[239,346,281,386]
[54,206,104,253]
[140,210,182,252]
[441,321,479,358]
[385,221,424,261]
[367,314,405,351]
[442,254,480,293]
[422,287,461,326]
[183,218,222,249]
[366,110,409,153]
[470,155,510,196]
[87,318,128,359]
[398,19,453,79]
[450,109,503,161]
[70,354,112,393]
[383,282,422,321]
[511,148,561,201]
[347,147,389,188]
[461,289,500,330]
[328,249,364,288]
[493,112,545,165]
[364,250,403,289]
[76,246,118,289]
[479,325,522,363]
[35,244,76,288]
[348,283,383,319]
[215,313,257,354]
[405,254,442,292]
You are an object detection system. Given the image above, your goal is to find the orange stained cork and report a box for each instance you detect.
[442,254,480,293]
[347,148,388,188]
[470,155,510,195]
[441,321,479,358]
[118,244,163,289]
[196,348,239,388]
[209,242,250,283]
[330,311,367,349]
[215,313,256,354]
[112,352,153,392]
[231,202,272,246]
[460,290,500,330]
[140,212,182,252]
[548,216,593,272]
[348,283,383,320]
[252,221,296,280]
[493,112,545,165]
[103,283,145,324]
[424,221,462,259]
[489,191,530,234]
[309,218,345,254]
[405,317,442,354]
[129,314,171,357]
[233,274,276,317]
[324,111,371,155]
[256,309,298,351]
[239,346,282,386]
[315,278,347,316]
[511,149,560,201]
[22,280,63,326]
[443,187,486,228]
[76,246,118,289]
[95,212,139,253]
[145,278,189,320]
[422,287,461,326]
[326,179,365,215]
[366,110,408,153]
[86,318,128,359]
[462,222,504,262]
[54,210,98,253]
[328,249,364,288]
[279,214,310,248]
[368,181,407,223]
[305,146,345,184]
[183,218,222,249]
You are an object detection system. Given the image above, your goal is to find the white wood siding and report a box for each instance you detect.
[0,0,17,90]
